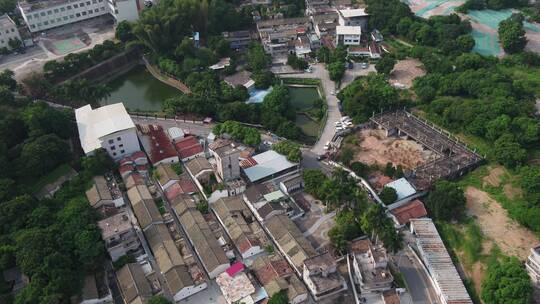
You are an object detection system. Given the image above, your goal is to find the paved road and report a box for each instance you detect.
[280,63,376,156]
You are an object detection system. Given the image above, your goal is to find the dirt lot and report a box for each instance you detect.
[294,193,336,251]
[350,129,438,169]
[389,58,426,88]
[465,186,539,259]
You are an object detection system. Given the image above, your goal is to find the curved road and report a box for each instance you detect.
[279,63,375,155]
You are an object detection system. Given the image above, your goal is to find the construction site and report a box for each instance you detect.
[369,110,484,189]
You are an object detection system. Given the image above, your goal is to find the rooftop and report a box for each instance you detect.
[155,164,179,186]
[410,219,472,304]
[98,212,133,240]
[224,71,253,88]
[174,136,204,160]
[164,178,197,201]
[336,25,361,35]
[213,197,267,256]
[116,263,152,304]
[385,178,416,201]
[75,103,135,154]
[175,201,230,274]
[127,185,162,229]
[85,176,113,207]
[252,255,294,285]
[382,289,401,304]
[123,172,144,190]
[216,271,256,304]
[339,8,368,18]
[350,238,393,287]
[242,150,298,183]
[256,17,310,29]
[304,252,345,295]
[185,156,213,177]
[0,14,16,28]
[266,214,317,272]
[209,139,242,157]
[137,124,178,165]
[389,199,427,225]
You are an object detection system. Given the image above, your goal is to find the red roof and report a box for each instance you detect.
[254,258,293,285]
[136,164,148,172]
[131,151,147,161]
[137,124,178,165]
[226,262,244,277]
[164,178,197,201]
[174,136,203,160]
[240,157,257,169]
[119,164,135,175]
[390,199,427,225]
[119,156,133,166]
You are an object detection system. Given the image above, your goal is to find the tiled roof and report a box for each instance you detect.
[164,178,197,201]
[390,199,427,225]
[137,124,178,165]
[116,263,152,304]
[174,136,203,160]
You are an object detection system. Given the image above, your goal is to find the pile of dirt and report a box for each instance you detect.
[354,129,438,169]
[482,166,505,187]
[389,58,426,88]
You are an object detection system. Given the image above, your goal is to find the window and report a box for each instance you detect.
[31,25,35,28]
[73,4,78,8]
[10,29,14,32]
[100,7,105,10]
[47,10,52,15]
[40,12,45,16]
[50,19,55,24]
[119,144,124,148]
[120,150,125,154]
[92,0,97,3]
[61,7,65,11]
[94,8,99,12]
[70,15,74,18]
[57,18,61,22]
[80,2,84,7]
[108,139,114,144]
[88,10,92,14]
[76,13,81,17]
[63,16,68,20]
[82,11,86,15]
[28,15,32,20]
[33,13,38,18]
[86,1,91,5]
[54,8,59,13]
[113,152,117,156]
[43,21,49,25]
[110,145,116,150]
[67,5,72,9]
[116,137,121,141]
[37,22,42,26]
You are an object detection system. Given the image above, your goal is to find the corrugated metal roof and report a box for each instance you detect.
[243,151,297,183]
[385,178,416,200]
[411,219,472,304]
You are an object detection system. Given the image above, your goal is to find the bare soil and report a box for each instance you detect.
[389,58,426,88]
[482,166,504,187]
[352,129,438,169]
[465,186,539,259]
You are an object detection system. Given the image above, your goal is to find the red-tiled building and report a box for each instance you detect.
[137,124,179,166]
[164,178,197,201]
[119,164,135,178]
[174,136,204,161]
[389,199,427,227]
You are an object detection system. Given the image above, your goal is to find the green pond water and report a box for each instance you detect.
[100,65,182,112]
[288,86,322,138]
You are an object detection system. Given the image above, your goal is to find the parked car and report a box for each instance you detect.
[317,154,327,161]
[360,62,369,69]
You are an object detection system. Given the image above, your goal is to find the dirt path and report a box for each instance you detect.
[465,186,539,259]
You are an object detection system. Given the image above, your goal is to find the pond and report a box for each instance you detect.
[287,86,323,139]
[100,65,182,112]
[288,86,321,110]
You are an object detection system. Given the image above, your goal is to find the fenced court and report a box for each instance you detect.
[42,30,90,55]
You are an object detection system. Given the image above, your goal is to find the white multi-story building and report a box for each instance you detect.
[336,25,361,46]
[0,14,22,50]
[75,103,141,160]
[18,0,139,33]
[526,245,540,286]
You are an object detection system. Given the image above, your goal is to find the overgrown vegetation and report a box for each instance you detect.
[272,140,302,163]
[213,121,261,146]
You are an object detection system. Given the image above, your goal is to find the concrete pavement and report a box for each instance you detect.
[130,116,214,137]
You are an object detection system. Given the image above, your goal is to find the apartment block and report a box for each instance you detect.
[97,212,140,262]
[0,14,22,50]
[19,0,139,33]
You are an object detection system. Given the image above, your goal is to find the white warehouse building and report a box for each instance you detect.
[18,0,140,33]
[75,103,141,160]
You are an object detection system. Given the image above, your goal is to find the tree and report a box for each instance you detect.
[0,69,17,90]
[17,134,70,178]
[268,290,288,304]
[498,14,527,54]
[81,149,115,176]
[350,161,369,177]
[519,166,540,204]
[247,43,271,71]
[375,55,396,75]
[327,61,346,82]
[317,46,330,63]
[287,54,308,70]
[252,71,275,89]
[329,210,363,251]
[340,147,354,166]
[493,133,527,168]
[115,21,135,42]
[481,256,533,304]
[360,204,402,252]
[7,38,22,51]
[426,180,466,221]
[272,140,302,163]
[303,169,327,195]
[379,187,398,205]
[148,295,172,304]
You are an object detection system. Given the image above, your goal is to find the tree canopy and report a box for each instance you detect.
[379,187,398,205]
[426,181,466,221]
[213,121,261,146]
[272,140,302,163]
[498,14,527,54]
[481,256,533,304]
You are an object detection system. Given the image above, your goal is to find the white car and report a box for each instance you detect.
[341,116,350,121]
[330,91,336,96]
[324,141,330,150]
[335,121,343,126]
[336,126,344,131]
